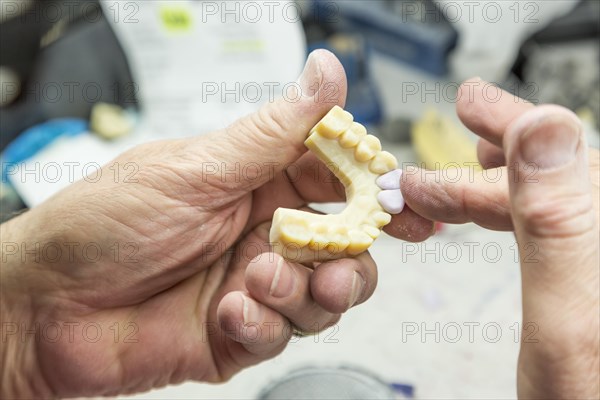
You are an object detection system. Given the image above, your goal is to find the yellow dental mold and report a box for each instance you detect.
[269,106,397,263]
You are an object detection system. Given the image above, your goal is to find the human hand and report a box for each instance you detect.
[0,50,434,398]
[395,79,599,398]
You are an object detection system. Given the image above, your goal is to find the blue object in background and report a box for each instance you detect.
[1,119,88,183]
[391,382,416,398]
[309,35,383,125]
[312,0,458,76]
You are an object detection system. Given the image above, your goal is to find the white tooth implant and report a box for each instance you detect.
[269,106,399,263]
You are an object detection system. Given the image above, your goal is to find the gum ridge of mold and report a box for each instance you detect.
[269,106,398,263]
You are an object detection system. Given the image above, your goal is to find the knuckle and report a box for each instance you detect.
[516,192,596,239]
[538,313,599,360]
[234,104,289,144]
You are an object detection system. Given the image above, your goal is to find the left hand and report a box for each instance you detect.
[0,50,433,398]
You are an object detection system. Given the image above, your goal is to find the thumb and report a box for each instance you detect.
[199,49,347,192]
[504,105,599,396]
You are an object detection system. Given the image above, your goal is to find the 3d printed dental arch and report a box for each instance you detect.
[269,106,401,263]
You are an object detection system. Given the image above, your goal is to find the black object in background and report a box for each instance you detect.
[508,0,599,127]
[0,0,138,151]
[511,0,600,80]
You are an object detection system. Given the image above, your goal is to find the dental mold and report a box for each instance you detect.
[269,106,398,263]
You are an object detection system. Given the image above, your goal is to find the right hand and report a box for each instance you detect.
[396,79,599,399]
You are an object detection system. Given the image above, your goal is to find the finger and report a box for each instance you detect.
[310,251,378,314]
[401,166,513,231]
[504,106,599,397]
[191,49,348,193]
[217,291,290,358]
[288,152,346,203]
[245,253,340,332]
[383,205,436,242]
[477,138,506,168]
[245,153,345,231]
[457,77,534,146]
[375,169,436,241]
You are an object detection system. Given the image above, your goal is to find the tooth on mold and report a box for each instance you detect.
[279,220,312,247]
[324,237,350,254]
[346,230,374,255]
[371,211,392,227]
[328,224,348,237]
[339,122,367,148]
[362,225,381,239]
[339,130,358,148]
[312,106,353,139]
[326,226,350,253]
[369,151,398,174]
[308,240,328,252]
[352,122,367,136]
[308,223,331,251]
[355,135,381,162]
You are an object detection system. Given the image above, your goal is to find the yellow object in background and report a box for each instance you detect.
[411,109,480,170]
[160,6,193,33]
[90,103,134,140]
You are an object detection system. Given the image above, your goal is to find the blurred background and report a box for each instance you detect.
[1,1,598,398]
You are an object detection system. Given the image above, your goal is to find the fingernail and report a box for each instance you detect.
[376,169,402,190]
[377,189,405,214]
[298,51,322,97]
[269,257,295,298]
[516,112,581,170]
[349,272,365,307]
[241,294,263,324]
